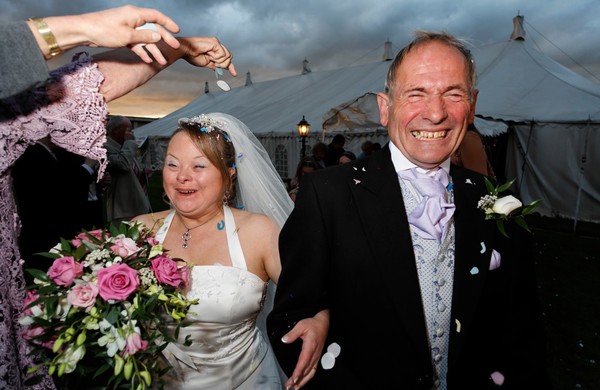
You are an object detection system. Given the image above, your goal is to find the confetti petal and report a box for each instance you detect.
[327,342,341,358]
[470,266,479,275]
[490,371,505,386]
[321,352,335,370]
[480,242,486,254]
[353,179,361,185]
[455,319,462,333]
[465,178,473,185]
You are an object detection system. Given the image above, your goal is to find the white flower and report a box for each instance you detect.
[149,244,163,259]
[56,344,86,374]
[98,320,126,357]
[492,195,522,216]
[49,243,62,254]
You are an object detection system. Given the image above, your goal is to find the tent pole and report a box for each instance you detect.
[573,118,591,232]
[518,121,535,192]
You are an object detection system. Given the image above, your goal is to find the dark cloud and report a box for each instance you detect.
[4,0,599,116]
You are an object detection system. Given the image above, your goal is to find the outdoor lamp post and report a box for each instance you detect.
[297,115,310,158]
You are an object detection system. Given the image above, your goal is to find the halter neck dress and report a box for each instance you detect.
[156,206,284,389]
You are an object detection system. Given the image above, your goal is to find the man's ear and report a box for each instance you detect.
[468,89,479,124]
[377,92,390,127]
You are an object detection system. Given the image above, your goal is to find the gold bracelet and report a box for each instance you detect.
[29,17,62,58]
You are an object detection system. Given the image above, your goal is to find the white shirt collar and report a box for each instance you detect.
[389,141,451,176]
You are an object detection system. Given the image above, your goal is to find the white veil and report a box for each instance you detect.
[203,112,294,228]
[195,113,292,378]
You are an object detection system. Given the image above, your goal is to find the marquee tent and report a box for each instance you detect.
[134,45,394,180]
[472,15,600,224]
[135,16,600,223]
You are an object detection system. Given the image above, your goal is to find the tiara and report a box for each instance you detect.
[178,114,232,143]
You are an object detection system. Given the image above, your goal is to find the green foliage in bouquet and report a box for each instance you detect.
[20,221,198,389]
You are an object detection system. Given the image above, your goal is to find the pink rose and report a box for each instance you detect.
[67,282,99,310]
[72,229,106,248]
[123,332,148,357]
[47,257,84,286]
[146,236,159,246]
[97,264,139,301]
[151,256,189,288]
[22,325,55,350]
[110,237,140,258]
[22,290,39,317]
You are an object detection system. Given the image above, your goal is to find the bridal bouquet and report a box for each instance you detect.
[21,221,197,389]
[478,177,542,237]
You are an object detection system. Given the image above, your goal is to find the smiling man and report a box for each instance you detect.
[269,31,551,389]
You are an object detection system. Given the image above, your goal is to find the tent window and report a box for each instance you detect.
[274,144,288,180]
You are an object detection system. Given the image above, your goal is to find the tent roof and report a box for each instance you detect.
[136,16,600,140]
[136,59,391,138]
[473,17,600,123]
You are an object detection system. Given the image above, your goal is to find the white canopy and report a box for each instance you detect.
[472,16,600,225]
[136,17,600,224]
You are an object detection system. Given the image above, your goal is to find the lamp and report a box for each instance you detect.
[297,115,310,158]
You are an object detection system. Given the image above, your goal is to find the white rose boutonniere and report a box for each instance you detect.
[478,177,542,237]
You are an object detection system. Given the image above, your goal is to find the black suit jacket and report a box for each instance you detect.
[268,145,551,389]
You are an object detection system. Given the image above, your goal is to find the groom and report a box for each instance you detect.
[268,31,551,389]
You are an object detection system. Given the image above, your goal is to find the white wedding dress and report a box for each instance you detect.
[155,206,285,389]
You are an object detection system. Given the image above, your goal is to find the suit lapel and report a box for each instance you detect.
[448,166,495,368]
[349,147,431,362]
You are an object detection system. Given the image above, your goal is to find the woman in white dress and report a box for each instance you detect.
[134,113,328,389]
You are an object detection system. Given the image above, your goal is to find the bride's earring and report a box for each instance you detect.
[223,190,230,206]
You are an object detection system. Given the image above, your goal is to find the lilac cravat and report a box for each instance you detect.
[399,168,455,242]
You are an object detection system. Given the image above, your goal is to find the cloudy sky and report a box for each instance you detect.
[3,0,599,117]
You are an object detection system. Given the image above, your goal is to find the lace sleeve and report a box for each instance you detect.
[0,53,108,177]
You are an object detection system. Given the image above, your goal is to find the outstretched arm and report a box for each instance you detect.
[93,35,235,103]
[27,5,180,63]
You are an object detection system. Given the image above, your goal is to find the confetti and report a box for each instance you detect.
[480,242,486,254]
[470,266,479,275]
[327,342,341,358]
[455,319,462,333]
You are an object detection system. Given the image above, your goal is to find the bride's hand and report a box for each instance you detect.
[281,309,329,389]
[178,36,237,76]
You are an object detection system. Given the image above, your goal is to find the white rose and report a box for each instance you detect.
[492,195,522,215]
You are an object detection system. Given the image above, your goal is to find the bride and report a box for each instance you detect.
[134,113,327,389]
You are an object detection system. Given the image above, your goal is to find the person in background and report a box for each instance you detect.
[133,113,327,389]
[0,5,236,388]
[104,115,151,223]
[12,136,99,282]
[451,123,496,180]
[268,30,550,389]
[324,134,346,167]
[338,151,357,165]
[356,140,374,159]
[289,157,319,202]
[308,142,328,169]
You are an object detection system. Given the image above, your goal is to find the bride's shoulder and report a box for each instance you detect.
[230,207,277,231]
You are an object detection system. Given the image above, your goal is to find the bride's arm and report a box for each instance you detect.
[280,309,330,389]
[262,218,329,389]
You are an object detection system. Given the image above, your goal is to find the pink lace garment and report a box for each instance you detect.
[0,54,108,389]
